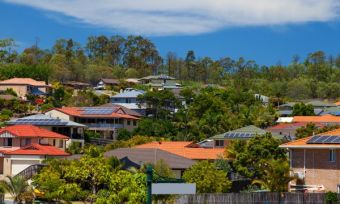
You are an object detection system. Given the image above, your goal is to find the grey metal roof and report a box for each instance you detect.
[111,89,145,98]
[7,114,86,127]
[210,125,284,140]
[104,148,195,169]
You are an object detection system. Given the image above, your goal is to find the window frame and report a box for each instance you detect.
[329,149,336,162]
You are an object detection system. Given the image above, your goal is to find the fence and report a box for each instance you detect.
[162,192,337,204]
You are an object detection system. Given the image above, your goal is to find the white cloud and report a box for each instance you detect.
[3,0,340,36]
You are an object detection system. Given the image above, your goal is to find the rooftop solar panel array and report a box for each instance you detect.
[81,107,118,115]
[307,135,340,144]
[224,132,255,139]
[9,118,68,126]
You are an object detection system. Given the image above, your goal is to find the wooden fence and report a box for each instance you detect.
[159,192,337,204]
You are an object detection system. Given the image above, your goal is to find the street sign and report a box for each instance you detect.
[152,183,196,195]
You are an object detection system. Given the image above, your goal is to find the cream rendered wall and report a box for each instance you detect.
[45,110,71,121]
[2,155,43,176]
[0,85,28,98]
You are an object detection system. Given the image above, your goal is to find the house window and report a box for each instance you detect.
[329,149,336,162]
[215,140,224,147]
[59,140,64,148]
[133,121,137,126]
[4,138,12,147]
[127,120,131,125]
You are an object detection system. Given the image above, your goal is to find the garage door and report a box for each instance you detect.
[11,160,40,176]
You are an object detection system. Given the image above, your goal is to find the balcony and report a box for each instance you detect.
[85,123,124,130]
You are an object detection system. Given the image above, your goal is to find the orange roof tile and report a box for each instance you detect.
[280,128,340,148]
[0,125,69,139]
[335,102,340,106]
[293,115,340,123]
[0,78,50,87]
[5,143,69,156]
[135,141,224,160]
[54,107,139,119]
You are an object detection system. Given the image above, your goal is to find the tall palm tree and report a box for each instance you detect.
[0,175,34,204]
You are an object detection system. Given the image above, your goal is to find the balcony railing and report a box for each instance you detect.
[85,123,123,129]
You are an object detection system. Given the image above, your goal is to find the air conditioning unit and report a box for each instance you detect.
[294,171,305,180]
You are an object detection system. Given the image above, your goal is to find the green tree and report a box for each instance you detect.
[0,175,34,204]
[182,161,231,193]
[292,103,315,116]
[226,133,286,179]
[252,159,293,192]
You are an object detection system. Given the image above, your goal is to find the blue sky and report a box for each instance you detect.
[1,0,340,65]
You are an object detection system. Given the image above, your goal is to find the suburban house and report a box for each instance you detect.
[96,78,120,90]
[138,75,180,90]
[0,78,51,100]
[0,125,69,177]
[104,148,195,178]
[110,88,146,115]
[266,122,324,141]
[292,114,340,125]
[6,114,86,147]
[98,103,142,117]
[254,94,269,106]
[209,125,287,148]
[135,141,224,160]
[45,107,140,141]
[278,101,336,117]
[280,128,340,192]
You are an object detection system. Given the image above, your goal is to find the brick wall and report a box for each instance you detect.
[291,148,340,192]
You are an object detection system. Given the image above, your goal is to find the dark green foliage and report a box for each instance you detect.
[295,123,340,139]
[117,128,132,141]
[132,119,176,138]
[325,191,338,204]
[292,103,315,116]
[227,133,287,179]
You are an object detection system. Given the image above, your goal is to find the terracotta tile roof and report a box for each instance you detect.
[335,102,340,106]
[4,143,69,156]
[135,141,224,160]
[293,115,340,123]
[54,107,139,119]
[0,125,69,139]
[0,78,50,87]
[280,128,340,148]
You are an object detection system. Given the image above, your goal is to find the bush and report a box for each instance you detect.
[117,129,132,141]
[84,130,101,143]
[40,103,54,112]
[66,142,83,154]
[325,191,338,204]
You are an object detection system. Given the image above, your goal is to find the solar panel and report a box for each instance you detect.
[10,119,68,126]
[306,136,321,143]
[307,135,340,144]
